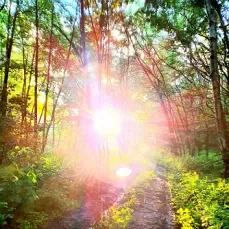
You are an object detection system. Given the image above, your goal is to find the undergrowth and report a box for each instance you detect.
[158,152,229,229]
[0,147,84,229]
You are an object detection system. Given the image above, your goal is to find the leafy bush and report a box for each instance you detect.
[0,147,83,228]
[159,155,229,229]
[95,194,136,229]
[16,211,48,229]
[0,165,37,227]
[0,202,13,226]
[158,152,224,178]
[180,152,224,178]
[8,147,39,167]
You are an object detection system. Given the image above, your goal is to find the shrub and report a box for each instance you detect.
[160,155,229,229]
[95,195,136,229]
[0,147,83,228]
[0,165,37,227]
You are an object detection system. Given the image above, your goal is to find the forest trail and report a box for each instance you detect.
[43,164,174,229]
[128,165,174,229]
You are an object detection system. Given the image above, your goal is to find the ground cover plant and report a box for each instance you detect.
[158,152,229,229]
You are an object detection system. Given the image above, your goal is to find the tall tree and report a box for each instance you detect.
[1,0,19,115]
[42,0,54,152]
[34,0,39,150]
[205,0,229,177]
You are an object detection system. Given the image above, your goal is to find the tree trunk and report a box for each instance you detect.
[1,0,19,115]
[157,87,178,155]
[42,17,77,151]
[205,121,209,157]
[80,0,90,108]
[206,0,229,177]
[34,0,39,150]
[21,37,27,127]
[42,1,54,153]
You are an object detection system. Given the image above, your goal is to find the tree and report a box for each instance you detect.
[1,0,19,115]
[131,0,229,176]
[205,0,229,177]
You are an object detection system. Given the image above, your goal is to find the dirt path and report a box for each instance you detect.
[95,164,174,229]
[129,166,174,229]
[42,165,174,229]
[128,165,174,229]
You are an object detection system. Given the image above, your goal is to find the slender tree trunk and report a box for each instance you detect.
[42,1,54,153]
[174,101,186,155]
[20,37,28,146]
[1,0,19,115]
[157,87,178,155]
[34,0,39,149]
[80,0,90,108]
[42,17,77,151]
[80,0,87,67]
[21,37,28,126]
[24,49,35,145]
[211,0,229,55]
[126,27,178,155]
[205,121,209,157]
[98,0,105,96]
[52,86,55,148]
[206,0,229,178]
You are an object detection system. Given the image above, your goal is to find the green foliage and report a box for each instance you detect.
[158,152,224,178]
[179,152,224,178]
[8,146,63,181]
[159,155,229,229]
[95,195,136,229]
[8,146,39,167]
[37,154,63,179]
[0,164,37,226]
[165,50,178,65]
[16,212,48,229]
[0,202,13,226]
[177,208,194,229]
[0,147,83,228]
[34,187,78,218]
[142,0,208,46]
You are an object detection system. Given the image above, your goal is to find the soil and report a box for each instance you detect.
[128,165,174,229]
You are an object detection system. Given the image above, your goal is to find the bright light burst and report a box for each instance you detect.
[116,167,132,177]
[93,109,121,135]
[38,93,46,104]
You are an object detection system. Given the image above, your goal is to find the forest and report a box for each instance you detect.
[0,0,229,228]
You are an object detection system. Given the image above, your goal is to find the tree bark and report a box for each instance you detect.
[34,0,39,146]
[42,16,77,151]
[80,0,90,108]
[1,0,19,115]
[42,1,54,153]
[206,0,229,177]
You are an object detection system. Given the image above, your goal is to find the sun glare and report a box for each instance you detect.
[111,29,123,41]
[116,167,132,177]
[93,109,121,135]
[38,93,46,104]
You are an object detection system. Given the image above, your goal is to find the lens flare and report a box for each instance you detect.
[116,167,132,177]
[93,109,121,135]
